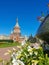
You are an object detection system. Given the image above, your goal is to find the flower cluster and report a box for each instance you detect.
[0,43,49,65]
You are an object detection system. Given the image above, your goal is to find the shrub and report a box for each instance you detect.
[1,44,49,65]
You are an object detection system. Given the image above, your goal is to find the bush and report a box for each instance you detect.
[0,40,13,43]
[2,43,49,65]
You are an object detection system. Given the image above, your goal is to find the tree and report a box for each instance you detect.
[27,34,37,43]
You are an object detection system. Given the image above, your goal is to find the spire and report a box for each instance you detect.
[15,18,20,28]
[16,17,18,23]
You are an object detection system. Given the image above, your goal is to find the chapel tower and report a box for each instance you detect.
[10,18,21,42]
[13,18,21,36]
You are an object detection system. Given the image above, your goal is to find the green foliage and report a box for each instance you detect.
[0,40,13,43]
[0,43,49,65]
[17,44,49,65]
[27,34,37,43]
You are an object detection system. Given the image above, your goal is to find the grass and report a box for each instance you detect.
[0,42,20,48]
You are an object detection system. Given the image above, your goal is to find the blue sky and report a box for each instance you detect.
[0,0,49,36]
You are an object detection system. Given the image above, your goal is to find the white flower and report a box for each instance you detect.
[4,52,9,55]
[13,48,16,51]
[12,59,19,65]
[21,57,24,60]
[4,49,12,55]
[17,46,22,49]
[29,52,32,55]
[21,40,26,46]
[33,43,40,49]
[27,46,33,51]
[32,60,39,65]
[34,52,38,55]
[7,50,12,53]
[17,60,25,65]
[12,58,25,65]
[27,46,31,49]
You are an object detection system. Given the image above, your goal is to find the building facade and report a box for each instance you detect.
[0,18,28,43]
[10,18,28,43]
